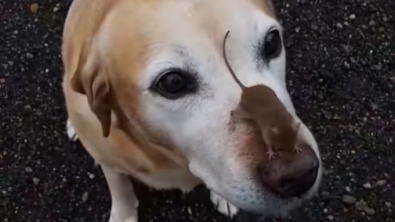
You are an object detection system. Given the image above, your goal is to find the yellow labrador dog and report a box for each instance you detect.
[62,0,323,221]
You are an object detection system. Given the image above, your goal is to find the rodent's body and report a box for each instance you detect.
[238,85,299,153]
[223,31,300,159]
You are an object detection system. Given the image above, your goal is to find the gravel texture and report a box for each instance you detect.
[1,0,394,221]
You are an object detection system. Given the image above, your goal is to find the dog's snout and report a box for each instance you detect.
[259,146,319,199]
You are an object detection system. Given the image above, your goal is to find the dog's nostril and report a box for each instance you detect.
[308,168,315,175]
[307,165,319,179]
[279,177,295,188]
[276,167,318,198]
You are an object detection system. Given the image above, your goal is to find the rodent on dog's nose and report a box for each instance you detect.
[259,146,319,199]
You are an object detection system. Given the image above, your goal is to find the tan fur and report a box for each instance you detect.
[62,0,201,191]
[247,0,276,18]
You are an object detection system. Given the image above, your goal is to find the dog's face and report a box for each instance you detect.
[69,0,322,216]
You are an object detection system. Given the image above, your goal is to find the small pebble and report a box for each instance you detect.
[82,192,89,202]
[371,103,379,111]
[321,191,330,199]
[25,167,33,173]
[344,61,350,69]
[363,183,372,189]
[342,195,356,204]
[336,23,343,29]
[371,64,382,70]
[355,200,366,210]
[345,186,351,193]
[376,180,387,186]
[385,202,392,207]
[349,14,356,20]
[30,3,39,14]
[32,177,40,185]
[363,206,375,215]
[328,215,334,220]
[53,4,60,12]
[188,207,192,215]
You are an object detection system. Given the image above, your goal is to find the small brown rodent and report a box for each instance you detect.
[222,31,301,159]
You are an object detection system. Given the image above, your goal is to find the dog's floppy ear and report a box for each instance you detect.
[70,46,112,138]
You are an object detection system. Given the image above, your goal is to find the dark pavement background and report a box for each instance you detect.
[1,0,394,221]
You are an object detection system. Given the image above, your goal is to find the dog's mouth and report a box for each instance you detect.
[209,128,322,215]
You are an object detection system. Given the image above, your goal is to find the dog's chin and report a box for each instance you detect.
[232,190,317,217]
[223,168,322,217]
[230,194,307,217]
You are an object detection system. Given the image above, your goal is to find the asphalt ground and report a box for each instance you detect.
[0,0,394,221]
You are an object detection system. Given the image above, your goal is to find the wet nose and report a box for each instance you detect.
[259,146,319,199]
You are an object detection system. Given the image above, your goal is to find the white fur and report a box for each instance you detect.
[102,165,139,222]
[136,0,322,215]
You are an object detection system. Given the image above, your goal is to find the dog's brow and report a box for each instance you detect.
[173,45,189,57]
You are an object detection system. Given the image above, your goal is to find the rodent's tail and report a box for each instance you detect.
[223,31,245,89]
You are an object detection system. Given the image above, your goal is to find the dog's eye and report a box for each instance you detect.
[153,70,197,99]
[263,29,282,60]
[158,72,185,93]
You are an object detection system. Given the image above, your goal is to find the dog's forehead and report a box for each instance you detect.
[102,0,278,87]
[148,0,277,40]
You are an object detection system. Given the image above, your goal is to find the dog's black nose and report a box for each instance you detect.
[259,146,319,198]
